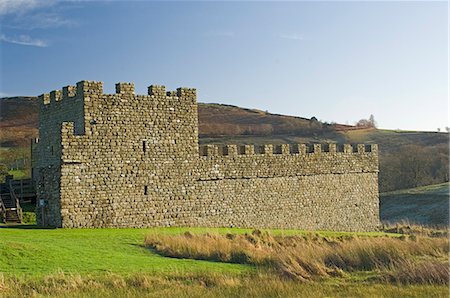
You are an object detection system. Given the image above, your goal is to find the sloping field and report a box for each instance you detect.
[343,129,448,154]
[380,183,449,227]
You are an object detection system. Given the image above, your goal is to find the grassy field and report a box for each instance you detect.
[0,227,254,278]
[0,227,397,277]
[0,226,448,297]
[380,182,449,227]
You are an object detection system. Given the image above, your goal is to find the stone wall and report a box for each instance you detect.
[33,81,380,231]
[33,84,84,227]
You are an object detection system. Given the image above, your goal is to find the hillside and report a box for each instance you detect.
[0,97,38,147]
[0,96,449,192]
[198,103,333,137]
[380,183,449,227]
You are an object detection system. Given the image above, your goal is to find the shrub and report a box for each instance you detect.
[22,212,36,224]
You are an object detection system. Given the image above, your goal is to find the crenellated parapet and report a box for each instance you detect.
[176,87,196,99]
[115,83,135,94]
[63,85,76,98]
[195,143,378,181]
[148,85,196,100]
[148,85,166,96]
[199,143,377,157]
[39,80,101,106]
[39,81,197,107]
[76,80,103,95]
[39,93,51,105]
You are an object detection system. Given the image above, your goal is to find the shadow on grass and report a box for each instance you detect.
[0,224,55,230]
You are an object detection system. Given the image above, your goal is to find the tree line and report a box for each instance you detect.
[379,144,449,192]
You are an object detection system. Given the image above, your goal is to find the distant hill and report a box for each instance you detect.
[198,103,330,138]
[1,96,448,192]
[0,97,38,147]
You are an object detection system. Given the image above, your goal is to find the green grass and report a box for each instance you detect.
[0,226,398,278]
[381,182,450,196]
[0,226,447,297]
[0,228,249,278]
[6,169,28,180]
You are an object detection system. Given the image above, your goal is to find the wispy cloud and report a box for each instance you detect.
[0,34,48,47]
[0,0,77,47]
[0,0,76,29]
[204,30,235,38]
[10,12,76,29]
[0,0,55,16]
[280,33,304,41]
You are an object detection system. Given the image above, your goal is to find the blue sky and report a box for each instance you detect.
[0,0,448,131]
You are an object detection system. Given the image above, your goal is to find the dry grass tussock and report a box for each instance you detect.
[383,223,448,238]
[1,272,448,298]
[0,272,235,298]
[145,230,449,284]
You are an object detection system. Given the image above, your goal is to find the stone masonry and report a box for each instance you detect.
[32,81,380,231]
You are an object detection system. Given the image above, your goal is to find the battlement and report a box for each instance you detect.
[148,85,166,96]
[199,143,377,157]
[148,85,197,98]
[77,80,103,95]
[115,82,135,94]
[39,81,197,105]
[39,80,102,105]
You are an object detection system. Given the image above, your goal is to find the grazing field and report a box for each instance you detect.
[380,182,449,226]
[0,226,448,297]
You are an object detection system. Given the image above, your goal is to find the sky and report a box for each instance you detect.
[0,0,448,131]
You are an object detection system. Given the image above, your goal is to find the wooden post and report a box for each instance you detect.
[30,138,33,181]
[20,179,23,202]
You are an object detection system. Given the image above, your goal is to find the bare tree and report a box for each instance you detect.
[356,115,377,128]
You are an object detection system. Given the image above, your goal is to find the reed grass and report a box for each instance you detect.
[145,230,449,284]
